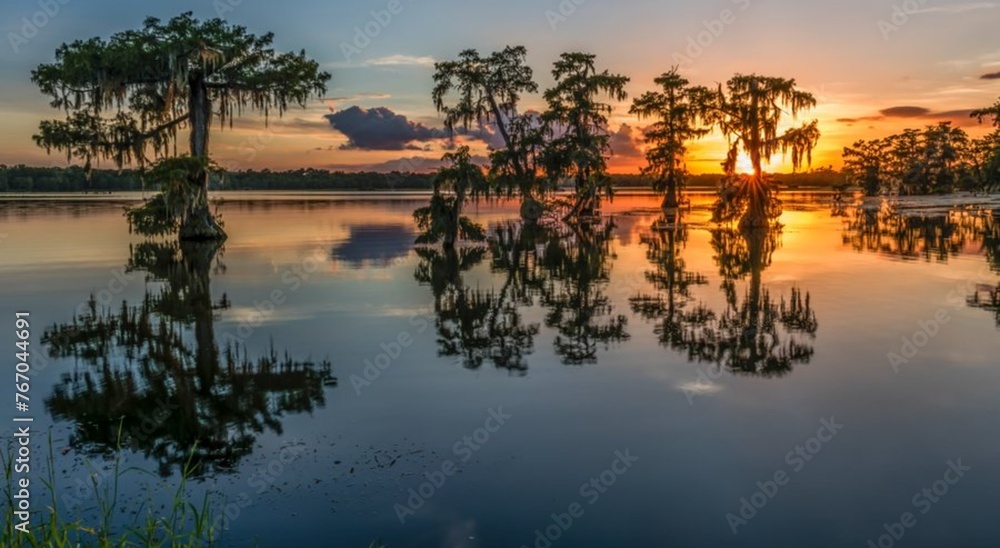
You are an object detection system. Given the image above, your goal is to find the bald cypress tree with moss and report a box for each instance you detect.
[32,11,330,240]
[540,52,629,223]
[630,69,708,211]
[432,46,544,218]
[693,75,820,229]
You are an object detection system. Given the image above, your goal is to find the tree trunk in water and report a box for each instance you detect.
[181,74,226,242]
[443,195,462,249]
[662,175,679,210]
[740,159,769,230]
[661,207,681,228]
[661,177,680,221]
[564,186,598,223]
[661,193,680,210]
[739,185,769,230]
[520,195,544,222]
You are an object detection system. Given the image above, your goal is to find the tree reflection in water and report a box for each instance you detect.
[42,241,335,477]
[628,217,712,358]
[535,220,630,365]
[414,246,539,373]
[631,216,818,377]
[842,203,1000,329]
[415,219,631,369]
[708,228,818,376]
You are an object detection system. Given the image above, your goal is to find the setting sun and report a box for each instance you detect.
[736,152,754,174]
[734,152,786,175]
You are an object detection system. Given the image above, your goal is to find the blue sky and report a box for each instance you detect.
[2,0,999,172]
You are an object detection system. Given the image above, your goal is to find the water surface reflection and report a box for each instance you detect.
[0,193,996,547]
[42,241,335,476]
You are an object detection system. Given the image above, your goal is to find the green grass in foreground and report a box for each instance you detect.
[2,428,217,547]
[3,427,390,547]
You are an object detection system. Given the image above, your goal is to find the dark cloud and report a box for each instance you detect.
[981,72,1000,80]
[609,124,643,158]
[324,106,538,151]
[838,106,980,126]
[465,123,506,150]
[880,106,931,118]
[837,116,883,124]
[325,106,450,150]
[465,109,546,150]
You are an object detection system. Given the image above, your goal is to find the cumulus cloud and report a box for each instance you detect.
[324,105,550,151]
[325,106,450,150]
[609,124,644,158]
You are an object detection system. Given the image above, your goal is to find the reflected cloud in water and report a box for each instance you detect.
[332,223,415,268]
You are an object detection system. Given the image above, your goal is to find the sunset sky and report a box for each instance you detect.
[1,0,998,174]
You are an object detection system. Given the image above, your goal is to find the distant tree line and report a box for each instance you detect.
[0,164,847,193]
[0,165,431,192]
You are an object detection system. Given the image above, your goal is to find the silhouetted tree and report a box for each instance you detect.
[630,69,708,209]
[432,46,546,217]
[540,53,629,222]
[843,139,888,197]
[694,75,820,229]
[967,130,1000,193]
[413,146,493,248]
[32,12,329,240]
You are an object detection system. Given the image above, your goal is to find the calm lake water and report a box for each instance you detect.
[2,192,999,547]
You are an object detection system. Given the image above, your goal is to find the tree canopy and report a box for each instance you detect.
[630,69,708,209]
[844,122,992,196]
[414,146,493,247]
[34,11,329,169]
[432,46,542,203]
[540,52,629,221]
[32,11,330,239]
[694,74,820,228]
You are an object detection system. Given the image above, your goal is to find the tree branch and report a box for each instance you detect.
[142,114,189,139]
